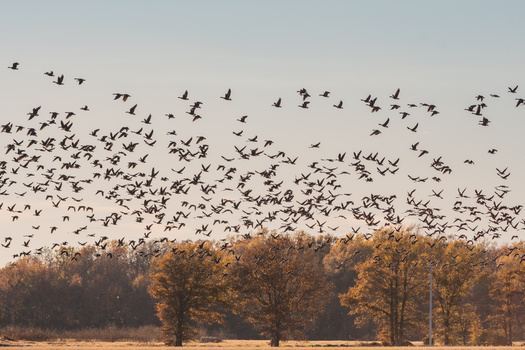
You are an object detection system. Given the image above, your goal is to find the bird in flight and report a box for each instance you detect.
[179,90,189,100]
[390,88,400,100]
[126,104,138,115]
[379,118,390,128]
[333,101,343,109]
[53,75,65,85]
[298,101,310,109]
[221,89,232,101]
[407,123,419,132]
[273,98,282,108]
[479,117,490,126]
[8,62,19,70]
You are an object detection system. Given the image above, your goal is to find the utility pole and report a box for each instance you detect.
[429,264,433,346]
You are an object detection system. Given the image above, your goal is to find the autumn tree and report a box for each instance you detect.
[148,241,231,346]
[0,242,161,330]
[339,226,429,345]
[488,243,525,345]
[430,239,484,345]
[230,231,332,347]
[0,256,56,327]
[322,234,374,339]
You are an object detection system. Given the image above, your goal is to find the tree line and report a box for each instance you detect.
[0,227,524,346]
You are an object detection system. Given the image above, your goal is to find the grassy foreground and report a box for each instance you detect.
[0,339,522,349]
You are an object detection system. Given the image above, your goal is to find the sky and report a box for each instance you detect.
[1,1,525,266]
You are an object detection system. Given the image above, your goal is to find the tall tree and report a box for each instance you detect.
[230,232,332,347]
[489,243,525,345]
[430,239,483,345]
[149,241,230,346]
[339,226,429,345]
[321,234,374,340]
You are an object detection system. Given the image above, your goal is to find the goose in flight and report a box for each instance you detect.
[407,123,418,132]
[53,75,65,85]
[179,90,189,100]
[273,98,282,108]
[479,117,490,126]
[126,104,138,115]
[8,62,19,70]
[221,89,232,101]
[390,88,400,100]
[298,101,310,109]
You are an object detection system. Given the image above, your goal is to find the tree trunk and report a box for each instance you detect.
[175,337,183,347]
[176,299,184,347]
[508,318,513,346]
[389,279,395,346]
[271,334,280,347]
[444,314,450,345]
[271,315,281,347]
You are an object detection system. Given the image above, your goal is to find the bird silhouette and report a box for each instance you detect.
[221,89,232,101]
[126,104,138,115]
[53,75,65,85]
[407,123,418,132]
[298,101,310,109]
[179,90,189,100]
[390,88,400,100]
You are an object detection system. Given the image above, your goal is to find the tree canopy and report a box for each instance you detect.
[230,232,332,347]
[148,241,231,346]
[339,227,429,345]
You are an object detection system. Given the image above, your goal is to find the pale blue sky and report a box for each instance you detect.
[1,1,525,266]
[3,1,525,83]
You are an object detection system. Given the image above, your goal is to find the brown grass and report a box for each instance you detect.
[0,338,523,349]
[0,325,161,343]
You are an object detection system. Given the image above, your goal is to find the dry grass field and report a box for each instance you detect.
[0,339,522,349]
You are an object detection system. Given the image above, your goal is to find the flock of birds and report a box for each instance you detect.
[1,61,525,265]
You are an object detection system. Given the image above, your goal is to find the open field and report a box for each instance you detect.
[0,340,523,349]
